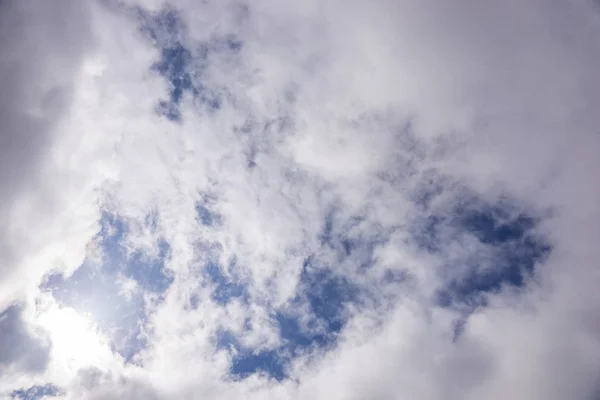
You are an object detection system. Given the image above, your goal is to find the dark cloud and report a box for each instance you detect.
[0,305,51,373]
[0,0,91,201]
[0,0,93,293]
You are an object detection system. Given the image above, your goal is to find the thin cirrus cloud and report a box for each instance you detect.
[1,0,600,399]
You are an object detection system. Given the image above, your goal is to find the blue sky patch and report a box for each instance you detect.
[216,330,286,381]
[318,209,387,270]
[231,349,285,381]
[298,264,359,334]
[10,384,62,400]
[124,240,173,293]
[204,261,248,306]
[216,258,361,381]
[195,197,222,227]
[138,5,242,121]
[154,44,194,121]
[430,196,552,307]
[40,212,172,362]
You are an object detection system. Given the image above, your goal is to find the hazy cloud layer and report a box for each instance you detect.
[1,0,599,399]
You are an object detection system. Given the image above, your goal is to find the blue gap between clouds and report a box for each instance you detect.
[217,330,286,382]
[193,199,248,307]
[405,182,552,340]
[221,260,361,381]
[220,209,393,381]
[137,6,242,121]
[195,196,223,228]
[414,198,552,307]
[320,210,385,270]
[40,212,173,362]
[194,199,400,381]
[204,261,248,306]
[193,199,293,380]
[10,384,62,400]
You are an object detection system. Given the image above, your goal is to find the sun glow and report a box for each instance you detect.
[36,302,114,373]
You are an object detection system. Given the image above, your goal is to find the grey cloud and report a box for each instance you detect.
[0,0,92,200]
[0,305,50,373]
[69,368,161,400]
[0,0,596,399]
[0,0,93,298]
[127,0,600,396]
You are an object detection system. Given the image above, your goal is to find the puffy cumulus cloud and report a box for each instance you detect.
[1,0,600,399]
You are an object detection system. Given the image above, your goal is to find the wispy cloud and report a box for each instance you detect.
[1,0,600,399]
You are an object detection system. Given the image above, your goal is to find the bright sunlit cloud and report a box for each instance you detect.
[35,299,116,376]
[1,0,600,399]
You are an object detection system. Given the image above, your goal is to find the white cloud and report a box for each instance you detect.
[1,0,600,399]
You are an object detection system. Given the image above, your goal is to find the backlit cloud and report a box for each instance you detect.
[1,0,599,399]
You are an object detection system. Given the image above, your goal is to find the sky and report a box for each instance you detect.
[1,0,600,399]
